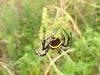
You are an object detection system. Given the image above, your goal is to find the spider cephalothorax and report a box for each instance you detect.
[34,29,72,56]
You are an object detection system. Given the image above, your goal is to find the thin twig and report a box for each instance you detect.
[0,62,13,75]
[45,49,76,75]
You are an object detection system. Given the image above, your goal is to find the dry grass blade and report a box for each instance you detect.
[89,4,100,8]
[46,54,64,75]
[45,49,76,75]
[0,62,13,75]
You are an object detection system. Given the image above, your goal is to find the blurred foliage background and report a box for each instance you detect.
[0,0,100,75]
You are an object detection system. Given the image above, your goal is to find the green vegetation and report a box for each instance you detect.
[0,0,100,75]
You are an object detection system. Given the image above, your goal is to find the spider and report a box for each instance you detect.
[34,29,72,56]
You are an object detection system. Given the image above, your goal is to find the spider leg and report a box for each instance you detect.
[33,39,49,56]
[61,32,65,45]
[57,49,61,54]
[35,40,49,56]
[34,46,49,56]
[61,29,72,51]
[34,35,53,56]
[42,35,54,50]
[62,28,72,47]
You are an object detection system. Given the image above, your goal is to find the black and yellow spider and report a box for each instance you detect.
[34,29,72,56]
